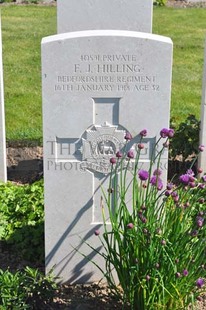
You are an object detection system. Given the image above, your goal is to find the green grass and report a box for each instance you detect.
[1,5,56,141]
[153,6,206,124]
[1,5,206,141]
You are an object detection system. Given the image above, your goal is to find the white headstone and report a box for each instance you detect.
[57,0,153,34]
[0,16,7,182]
[199,41,206,173]
[42,30,173,284]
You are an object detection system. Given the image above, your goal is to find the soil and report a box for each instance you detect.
[7,145,43,184]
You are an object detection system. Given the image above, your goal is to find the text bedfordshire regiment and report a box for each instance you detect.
[57,75,156,83]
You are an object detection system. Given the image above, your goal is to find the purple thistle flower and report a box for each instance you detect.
[186,169,195,176]
[116,150,123,158]
[138,170,149,181]
[141,205,147,210]
[198,183,205,189]
[150,175,158,186]
[176,272,181,278]
[160,128,174,138]
[142,217,147,223]
[94,230,100,236]
[140,129,147,137]
[127,149,134,159]
[191,230,198,237]
[138,143,144,150]
[196,216,204,228]
[171,191,178,197]
[153,168,162,176]
[199,198,205,204]
[110,157,116,165]
[160,128,169,138]
[184,202,190,208]
[196,278,204,288]
[167,183,173,190]
[157,183,163,191]
[202,175,206,182]
[165,190,171,197]
[150,176,163,190]
[125,132,132,141]
[127,223,134,229]
[139,215,147,223]
[179,174,190,185]
[173,195,179,203]
[189,175,195,182]
[198,167,203,174]
[168,129,174,138]
[199,145,205,152]
[189,182,196,188]
[183,269,188,276]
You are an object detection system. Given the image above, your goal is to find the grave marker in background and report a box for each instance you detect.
[199,41,206,173]
[57,0,153,34]
[0,16,7,182]
[42,30,173,283]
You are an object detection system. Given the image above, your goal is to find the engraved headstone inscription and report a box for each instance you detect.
[42,30,173,283]
[199,42,206,173]
[57,0,153,34]
[0,16,7,182]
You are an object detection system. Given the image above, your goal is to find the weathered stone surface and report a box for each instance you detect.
[199,42,206,173]
[42,30,173,284]
[57,0,153,33]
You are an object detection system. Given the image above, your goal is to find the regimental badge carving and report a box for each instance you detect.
[81,123,126,174]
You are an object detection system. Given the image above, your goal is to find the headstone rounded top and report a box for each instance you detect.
[42,30,173,45]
